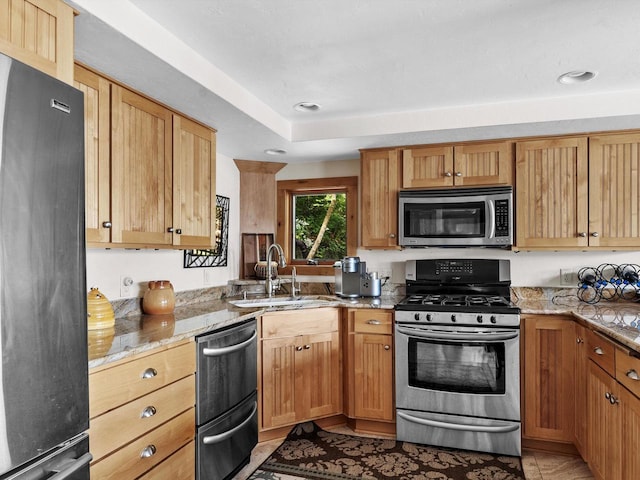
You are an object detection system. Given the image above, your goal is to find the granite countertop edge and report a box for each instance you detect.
[89,294,640,368]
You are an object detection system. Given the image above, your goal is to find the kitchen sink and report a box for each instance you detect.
[228,295,333,308]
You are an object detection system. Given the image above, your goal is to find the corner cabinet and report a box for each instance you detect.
[0,0,75,84]
[259,308,341,431]
[75,65,217,249]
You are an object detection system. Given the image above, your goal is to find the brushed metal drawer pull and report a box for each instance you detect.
[140,445,157,458]
[593,347,604,355]
[141,406,157,418]
[627,369,640,381]
[142,367,158,379]
[367,320,381,325]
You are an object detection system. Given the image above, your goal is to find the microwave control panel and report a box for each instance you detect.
[494,199,510,238]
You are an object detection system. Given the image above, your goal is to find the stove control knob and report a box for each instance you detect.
[451,314,456,322]
[414,313,420,321]
[476,315,483,323]
[426,314,432,322]
[490,315,497,324]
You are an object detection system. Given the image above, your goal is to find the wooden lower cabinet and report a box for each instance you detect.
[89,341,196,479]
[344,309,394,425]
[574,324,589,458]
[522,315,575,443]
[260,308,341,430]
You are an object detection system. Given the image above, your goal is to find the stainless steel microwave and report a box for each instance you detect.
[398,186,513,247]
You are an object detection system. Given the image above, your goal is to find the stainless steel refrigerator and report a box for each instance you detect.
[0,52,90,479]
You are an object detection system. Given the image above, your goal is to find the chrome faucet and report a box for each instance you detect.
[290,266,301,297]
[265,243,286,297]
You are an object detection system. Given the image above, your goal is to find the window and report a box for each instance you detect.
[277,177,358,275]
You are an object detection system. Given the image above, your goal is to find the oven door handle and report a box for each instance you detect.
[202,330,257,356]
[396,326,518,342]
[202,401,258,445]
[397,411,519,433]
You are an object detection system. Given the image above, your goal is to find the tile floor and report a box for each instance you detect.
[232,426,594,480]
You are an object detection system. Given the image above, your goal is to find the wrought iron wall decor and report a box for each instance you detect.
[576,263,640,303]
[183,195,230,268]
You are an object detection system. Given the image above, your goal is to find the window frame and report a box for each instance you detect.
[277,176,358,276]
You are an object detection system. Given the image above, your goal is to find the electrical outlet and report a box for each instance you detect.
[120,275,134,297]
[560,268,578,286]
[203,269,213,286]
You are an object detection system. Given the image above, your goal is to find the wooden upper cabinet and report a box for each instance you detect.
[0,0,74,84]
[402,141,512,188]
[589,133,640,247]
[111,84,173,245]
[360,149,401,248]
[515,137,589,248]
[74,64,111,244]
[172,115,216,248]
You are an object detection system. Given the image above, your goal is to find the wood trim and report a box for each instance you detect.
[234,159,287,174]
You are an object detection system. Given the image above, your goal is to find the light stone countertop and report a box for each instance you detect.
[88,289,640,368]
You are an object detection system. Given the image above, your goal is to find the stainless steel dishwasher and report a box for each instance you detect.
[196,318,257,480]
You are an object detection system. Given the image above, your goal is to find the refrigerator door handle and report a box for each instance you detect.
[48,452,93,480]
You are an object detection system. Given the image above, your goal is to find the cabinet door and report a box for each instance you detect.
[620,386,640,480]
[261,336,298,429]
[515,137,588,248]
[588,361,621,480]
[453,142,512,186]
[74,65,112,244]
[353,333,393,421]
[172,115,216,248]
[360,149,401,248]
[589,133,640,247]
[522,315,575,442]
[304,331,341,420]
[402,146,454,188]
[111,85,173,245]
[0,0,74,84]
[574,324,588,459]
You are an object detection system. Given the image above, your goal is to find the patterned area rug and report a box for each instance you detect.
[248,422,524,480]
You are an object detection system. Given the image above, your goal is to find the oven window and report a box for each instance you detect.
[408,338,505,394]
[404,202,485,238]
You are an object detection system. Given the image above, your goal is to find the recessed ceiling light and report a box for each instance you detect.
[264,148,287,155]
[293,102,321,112]
[557,71,597,85]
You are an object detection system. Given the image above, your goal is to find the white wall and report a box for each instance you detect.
[277,158,640,287]
[86,153,240,300]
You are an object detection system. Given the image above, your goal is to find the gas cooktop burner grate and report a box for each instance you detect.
[402,294,514,307]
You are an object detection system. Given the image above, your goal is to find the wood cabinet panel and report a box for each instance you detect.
[453,141,512,186]
[589,133,640,247]
[138,440,195,480]
[305,331,341,419]
[522,315,575,442]
[574,324,588,458]
[515,137,589,248]
[261,335,298,429]
[353,333,393,421]
[353,309,393,334]
[0,0,74,83]
[172,115,216,248]
[615,348,640,398]
[360,149,401,248]
[586,328,616,377]
[111,84,173,245]
[402,146,454,188]
[620,386,640,480]
[261,308,339,339]
[74,64,111,243]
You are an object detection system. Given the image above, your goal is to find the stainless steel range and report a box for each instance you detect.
[394,259,521,457]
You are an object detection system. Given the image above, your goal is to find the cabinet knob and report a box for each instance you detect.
[176,228,182,234]
[102,221,112,228]
[593,347,604,355]
[444,171,452,177]
[304,344,311,350]
[388,233,396,238]
[367,319,381,325]
[141,367,158,379]
[296,346,303,351]
[576,337,584,344]
[384,345,391,350]
[167,227,174,233]
[141,406,157,418]
[591,232,599,237]
[140,445,157,458]
[455,172,462,177]
[579,232,587,237]
[627,369,640,381]
[609,394,620,405]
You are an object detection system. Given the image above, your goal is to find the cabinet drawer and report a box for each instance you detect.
[137,440,195,480]
[90,375,195,461]
[586,329,616,376]
[90,342,196,418]
[90,408,194,480]
[261,308,339,339]
[353,310,393,334]
[616,349,640,398]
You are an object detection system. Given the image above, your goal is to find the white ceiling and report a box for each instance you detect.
[69,0,640,163]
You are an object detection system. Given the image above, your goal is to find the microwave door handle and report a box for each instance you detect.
[396,326,519,342]
[487,200,496,239]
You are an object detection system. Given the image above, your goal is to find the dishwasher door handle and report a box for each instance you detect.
[203,402,258,445]
[397,411,519,433]
[203,330,257,357]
